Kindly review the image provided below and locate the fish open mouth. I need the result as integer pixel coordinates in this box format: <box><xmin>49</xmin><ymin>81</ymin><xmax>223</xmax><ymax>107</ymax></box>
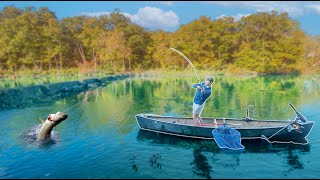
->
<box><xmin>45</xmin><ymin>112</ymin><xmax>68</xmax><ymax>126</ymax></box>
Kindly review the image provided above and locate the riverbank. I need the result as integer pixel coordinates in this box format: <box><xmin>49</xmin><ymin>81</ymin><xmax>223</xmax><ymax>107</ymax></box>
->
<box><xmin>3</xmin><ymin>66</ymin><xmax>317</xmax><ymax>80</ymax></box>
<box><xmin>0</xmin><ymin>73</ymin><xmax>135</xmax><ymax>110</ymax></box>
<box><xmin>2</xmin><ymin>69</ymin><xmax>318</xmax><ymax>90</ymax></box>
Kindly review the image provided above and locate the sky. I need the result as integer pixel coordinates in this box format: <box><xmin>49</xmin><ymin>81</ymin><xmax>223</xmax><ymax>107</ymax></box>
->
<box><xmin>1</xmin><ymin>1</ymin><xmax>320</xmax><ymax>35</ymax></box>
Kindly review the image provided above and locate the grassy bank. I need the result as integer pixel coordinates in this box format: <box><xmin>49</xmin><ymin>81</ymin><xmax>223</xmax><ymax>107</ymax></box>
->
<box><xmin>1</xmin><ymin>66</ymin><xmax>318</xmax><ymax>80</ymax></box>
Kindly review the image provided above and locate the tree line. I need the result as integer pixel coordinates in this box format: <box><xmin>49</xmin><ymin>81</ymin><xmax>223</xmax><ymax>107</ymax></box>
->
<box><xmin>0</xmin><ymin>6</ymin><xmax>319</xmax><ymax>75</ymax></box>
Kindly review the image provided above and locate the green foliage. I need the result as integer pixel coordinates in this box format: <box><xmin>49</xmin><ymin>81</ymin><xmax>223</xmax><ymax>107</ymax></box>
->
<box><xmin>0</xmin><ymin>6</ymin><xmax>319</xmax><ymax>75</ymax></box>
<box><xmin>235</xmin><ymin>11</ymin><xmax>305</xmax><ymax>74</ymax></box>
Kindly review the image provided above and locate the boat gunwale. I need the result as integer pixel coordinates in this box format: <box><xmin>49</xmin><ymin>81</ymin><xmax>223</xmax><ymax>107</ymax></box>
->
<box><xmin>135</xmin><ymin>114</ymin><xmax>315</xmax><ymax>130</ymax></box>
<box><xmin>135</xmin><ymin>114</ymin><xmax>315</xmax><ymax>145</ymax></box>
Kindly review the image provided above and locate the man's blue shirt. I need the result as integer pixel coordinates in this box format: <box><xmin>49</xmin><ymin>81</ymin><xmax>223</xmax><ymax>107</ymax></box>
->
<box><xmin>193</xmin><ymin>82</ymin><xmax>212</xmax><ymax>105</ymax></box>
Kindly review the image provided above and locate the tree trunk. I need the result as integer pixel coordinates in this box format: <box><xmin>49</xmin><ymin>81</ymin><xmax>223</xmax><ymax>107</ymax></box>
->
<box><xmin>262</xmin><ymin>36</ymin><xmax>265</xmax><ymax>50</ymax></box>
<box><xmin>59</xmin><ymin>41</ymin><xmax>63</xmax><ymax>76</ymax></box>
<box><xmin>246</xmin><ymin>33</ymin><xmax>249</xmax><ymax>43</ymax></box>
<box><xmin>54</xmin><ymin>56</ymin><xmax>60</xmax><ymax>77</ymax></box>
<box><xmin>31</xmin><ymin>56</ymin><xmax>38</xmax><ymax>71</ymax></box>
<box><xmin>98</xmin><ymin>58</ymin><xmax>101</xmax><ymax>76</ymax></box>
<box><xmin>174</xmin><ymin>60</ymin><xmax>176</xmax><ymax>71</ymax></box>
<box><xmin>107</xmin><ymin>59</ymin><xmax>111</xmax><ymax>73</ymax></box>
<box><xmin>181</xmin><ymin>59</ymin><xmax>185</xmax><ymax>70</ymax></box>
<box><xmin>73</xmin><ymin>41</ymin><xmax>86</xmax><ymax>63</ymax></box>
<box><xmin>79</xmin><ymin>43</ymin><xmax>86</xmax><ymax>62</ymax></box>
<box><xmin>99</xmin><ymin>57</ymin><xmax>102</xmax><ymax>72</ymax></box>
<box><xmin>93</xmin><ymin>49</ymin><xmax>97</xmax><ymax>75</ymax></box>
<box><xmin>113</xmin><ymin>60</ymin><xmax>117</xmax><ymax>73</ymax></box>
<box><xmin>49</xmin><ymin>59</ymin><xmax>52</xmax><ymax>72</ymax></box>
<box><xmin>39</xmin><ymin>61</ymin><xmax>43</xmax><ymax>72</ymax></box>
<box><xmin>122</xmin><ymin>57</ymin><xmax>125</xmax><ymax>72</ymax></box>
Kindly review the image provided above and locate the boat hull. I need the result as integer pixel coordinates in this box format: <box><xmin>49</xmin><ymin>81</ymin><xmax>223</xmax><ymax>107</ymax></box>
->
<box><xmin>135</xmin><ymin>114</ymin><xmax>314</xmax><ymax>144</ymax></box>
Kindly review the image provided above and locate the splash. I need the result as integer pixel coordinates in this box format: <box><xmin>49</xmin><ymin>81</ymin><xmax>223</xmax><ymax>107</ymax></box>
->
<box><xmin>20</xmin><ymin>124</ymin><xmax>60</xmax><ymax>145</ymax></box>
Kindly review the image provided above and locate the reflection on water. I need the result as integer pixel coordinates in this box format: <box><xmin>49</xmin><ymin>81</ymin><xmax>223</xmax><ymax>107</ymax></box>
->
<box><xmin>137</xmin><ymin>129</ymin><xmax>311</xmax><ymax>179</ymax></box>
<box><xmin>0</xmin><ymin>75</ymin><xmax>98</xmax><ymax>89</ymax></box>
<box><xmin>137</xmin><ymin>129</ymin><xmax>310</xmax><ymax>152</ymax></box>
<box><xmin>129</xmin><ymin>155</ymin><xmax>138</xmax><ymax>172</ymax></box>
<box><xmin>287</xmin><ymin>150</ymin><xmax>304</xmax><ymax>170</ymax></box>
<box><xmin>0</xmin><ymin>74</ymin><xmax>319</xmax><ymax>178</ymax></box>
<box><xmin>2</xmin><ymin>74</ymin><xmax>320</xmax><ymax>120</ymax></box>
<box><xmin>149</xmin><ymin>154</ymin><xmax>162</xmax><ymax>169</ymax></box>
<box><xmin>191</xmin><ymin>147</ymin><xmax>213</xmax><ymax>179</ymax></box>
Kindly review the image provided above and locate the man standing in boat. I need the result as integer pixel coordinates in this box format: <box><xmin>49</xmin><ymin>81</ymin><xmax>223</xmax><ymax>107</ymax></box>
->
<box><xmin>192</xmin><ymin>76</ymin><xmax>214</xmax><ymax>125</ymax></box>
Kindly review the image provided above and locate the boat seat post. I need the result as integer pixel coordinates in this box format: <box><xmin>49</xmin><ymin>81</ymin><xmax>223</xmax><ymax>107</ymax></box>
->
<box><xmin>245</xmin><ymin>105</ymin><xmax>254</xmax><ymax>122</ymax></box>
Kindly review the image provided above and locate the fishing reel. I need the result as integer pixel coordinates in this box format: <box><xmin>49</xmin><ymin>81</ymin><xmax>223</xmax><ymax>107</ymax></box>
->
<box><xmin>199</xmin><ymin>82</ymin><xmax>206</xmax><ymax>91</ymax></box>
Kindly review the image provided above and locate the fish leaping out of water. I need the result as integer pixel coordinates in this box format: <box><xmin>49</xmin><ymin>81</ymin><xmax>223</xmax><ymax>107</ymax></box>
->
<box><xmin>37</xmin><ymin>112</ymin><xmax>68</xmax><ymax>141</ymax></box>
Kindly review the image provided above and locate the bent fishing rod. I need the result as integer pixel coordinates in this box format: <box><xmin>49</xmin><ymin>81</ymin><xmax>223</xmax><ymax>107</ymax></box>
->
<box><xmin>169</xmin><ymin>47</ymin><xmax>202</xmax><ymax>84</ymax></box>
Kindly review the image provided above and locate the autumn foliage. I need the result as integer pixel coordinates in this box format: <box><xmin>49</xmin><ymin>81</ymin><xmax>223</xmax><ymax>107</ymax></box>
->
<box><xmin>0</xmin><ymin>6</ymin><xmax>319</xmax><ymax>75</ymax></box>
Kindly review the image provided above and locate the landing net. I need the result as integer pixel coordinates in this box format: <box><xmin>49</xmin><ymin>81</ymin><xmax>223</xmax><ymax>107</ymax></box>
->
<box><xmin>212</xmin><ymin>125</ymin><xmax>245</xmax><ymax>150</ymax></box>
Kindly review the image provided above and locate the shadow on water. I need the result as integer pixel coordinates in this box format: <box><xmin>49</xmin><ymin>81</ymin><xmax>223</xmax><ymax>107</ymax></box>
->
<box><xmin>137</xmin><ymin>130</ymin><xmax>310</xmax><ymax>179</ymax></box>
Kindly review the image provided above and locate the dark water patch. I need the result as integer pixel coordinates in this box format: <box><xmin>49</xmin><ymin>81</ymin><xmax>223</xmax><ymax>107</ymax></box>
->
<box><xmin>0</xmin><ymin>73</ymin><xmax>134</xmax><ymax>110</ymax></box>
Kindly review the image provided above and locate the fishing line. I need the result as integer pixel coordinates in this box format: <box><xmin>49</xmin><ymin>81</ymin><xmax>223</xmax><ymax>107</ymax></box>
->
<box><xmin>37</xmin><ymin>87</ymin><xmax>103</xmax><ymax>123</ymax></box>
<box><xmin>62</xmin><ymin>85</ymin><xmax>105</xmax><ymax>113</ymax></box>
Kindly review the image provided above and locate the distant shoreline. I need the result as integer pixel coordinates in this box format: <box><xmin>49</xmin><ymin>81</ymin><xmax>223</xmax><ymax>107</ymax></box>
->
<box><xmin>2</xmin><ymin>68</ymin><xmax>317</xmax><ymax>80</ymax></box>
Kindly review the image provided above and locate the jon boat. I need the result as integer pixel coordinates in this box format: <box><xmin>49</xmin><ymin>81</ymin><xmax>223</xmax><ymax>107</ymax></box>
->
<box><xmin>135</xmin><ymin>103</ymin><xmax>315</xmax><ymax>144</ymax></box>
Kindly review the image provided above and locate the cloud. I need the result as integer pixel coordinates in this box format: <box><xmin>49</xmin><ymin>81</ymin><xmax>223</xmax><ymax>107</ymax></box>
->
<box><xmin>216</xmin><ymin>13</ymin><xmax>251</xmax><ymax>21</ymax></box>
<box><xmin>207</xmin><ymin>1</ymin><xmax>305</xmax><ymax>17</ymax></box>
<box><xmin>154</xmin><ymin>1</ymin><xmax>174</xmax><ymax>6</ymax></box>
<box><xmin>305</xmin><ymin>4</ymin><xmax>320</xmax><ymax>14</ymax></box>
<box><xmin>81</xmin><ymin>12</ymin><xmax>110</xmax><ymax>17</ymax></box>
<box><xmin>82</xmin><ymin>6</ymin><xmax>179</xmax><ymax>31</ymax></box>
<box><xmin>128</xmin><ymin>6</ymin><xmax>179</xmax><ymax>30</ymax></box>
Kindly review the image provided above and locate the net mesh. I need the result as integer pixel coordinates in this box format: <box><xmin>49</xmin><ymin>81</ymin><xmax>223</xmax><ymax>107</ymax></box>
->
<box><xmin>212</xmin><ymin>125</ymin><xmax>245</xmax><ymax>150</ymax></box>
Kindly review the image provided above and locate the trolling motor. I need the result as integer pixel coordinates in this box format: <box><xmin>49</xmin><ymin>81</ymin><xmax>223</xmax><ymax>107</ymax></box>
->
<box><xmin>288</xmin><ymin>102</ymin><xmax>307</xmax><ymax>123</ymax></box>
<box><xmin>245</xmin><ymin>105</ymin><xmax>254</xmax><ymax>122</ymax></box>
<box><xmin>287</xmin><ymin>102</ymin><xmax>307</xmax><ymax>133</ymax></box>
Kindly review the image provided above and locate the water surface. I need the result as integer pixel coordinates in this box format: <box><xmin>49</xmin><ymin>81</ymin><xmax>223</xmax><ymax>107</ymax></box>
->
<box><xmin>0</xmin><ymin>74</ymin><xmax>319</xmax><ymax>178</ymax></box>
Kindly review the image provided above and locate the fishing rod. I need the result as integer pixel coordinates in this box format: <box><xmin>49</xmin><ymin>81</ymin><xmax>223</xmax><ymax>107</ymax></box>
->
<box><xmin>170</xmin><ymin>48</ymin><xmax>202</xmax><ymax>84</ymax></box>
